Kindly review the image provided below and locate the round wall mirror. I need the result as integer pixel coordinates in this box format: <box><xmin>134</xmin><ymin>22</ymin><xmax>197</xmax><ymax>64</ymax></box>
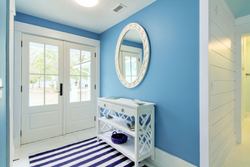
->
<box><xmin>115</xmin><ymin>23</ymin><xmax>150</xmax><ymax>88</ymax></box>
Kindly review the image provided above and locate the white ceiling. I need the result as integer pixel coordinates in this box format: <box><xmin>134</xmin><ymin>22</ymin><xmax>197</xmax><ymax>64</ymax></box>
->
<box><xmin>15</xmin><ymin>0</ymin><xmax>156</xmax><ymax>34</ymax></box>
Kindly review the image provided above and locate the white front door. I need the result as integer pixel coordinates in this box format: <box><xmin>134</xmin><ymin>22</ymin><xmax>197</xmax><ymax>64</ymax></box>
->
<box><xmin>21</xmin><ymin>34</ymin><xmax>64</xmax><ymax>144</ymax></box>
<box><xmin>65</xmin><ymin>42</ymin><xmax>96</xmax><ymax>134</ymax></box>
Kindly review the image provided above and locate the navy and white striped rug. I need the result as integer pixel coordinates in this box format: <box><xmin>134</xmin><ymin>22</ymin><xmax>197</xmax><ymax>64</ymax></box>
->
<box><xmin>29</xmin><ymin>136</ymin><xmax>148</xmax><ymax>167</ymax></box>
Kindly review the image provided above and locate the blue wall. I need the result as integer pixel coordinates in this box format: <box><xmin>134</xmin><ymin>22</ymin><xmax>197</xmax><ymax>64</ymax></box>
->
<box><xmin>0</xmin><ymin>0</ymin><xmax>8</xmax><ymax>166</ymax></box>
<box><xmin>100</xmin><ymin>0</ymin><xmax>199</xmax><ymax>166</ymax></box>
<box><xmin>15</xmin><ymin>12</ymin><xmax>100</xmax><ymax>40</ymax></box>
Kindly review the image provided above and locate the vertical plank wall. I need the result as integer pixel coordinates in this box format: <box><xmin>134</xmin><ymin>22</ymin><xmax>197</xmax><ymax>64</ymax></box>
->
<box><xmin>209</xmin><ymin>0</ymin><xmax>236</xmax><ymax>166</ymax></box>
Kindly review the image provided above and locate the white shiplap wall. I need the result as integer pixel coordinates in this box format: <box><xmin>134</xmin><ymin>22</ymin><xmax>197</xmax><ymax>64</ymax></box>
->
<box><xmin>209</xmin><ymin>0</ymin><xmax>236</xmax><ymax>166</ymax></box>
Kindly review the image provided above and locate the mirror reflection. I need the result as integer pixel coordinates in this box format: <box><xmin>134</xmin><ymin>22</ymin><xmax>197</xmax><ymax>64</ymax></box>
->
<box><xmin>119</xmin><ymin>30</ymin><xmax>143</xmax><ymax>83</ymax></box>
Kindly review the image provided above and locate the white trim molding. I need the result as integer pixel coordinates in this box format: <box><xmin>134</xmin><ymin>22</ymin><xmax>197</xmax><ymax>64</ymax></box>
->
<box><xmin>199</xmin><ymin>0</ymin><xmax>210</xmax><ymax>166</ymax></box>
<box><xmin>145</xmin><ymin>148</ymin><xmax>196</xmax><ymax>167</ymax></box>
<box><xmin>235</xmin><ymin>14</ymin><xmax>250</xmax><ymax>36</ymax></box>
<box><xmin>9</xmin><ymin>0</ymin><xmax>16</xmax><ymax>166</ymax></box>
<box><xmin>235</xmin><ymin>36</ymin><xmax>242</xmax><ymax>144</ymax></box>
<box><xmin>14</xmin><ymin>21</ymin><xmax>100</xmax><ymax>47</ymax></box>
<box><xmin>235</xmin><ymin>14</ymin><xmax>250</xmax><ymax>26</ymax></box>
<box><xmin>13</xmin><ymin>31</ymin><xmax>21</xmax><ymax>148</ymax></box>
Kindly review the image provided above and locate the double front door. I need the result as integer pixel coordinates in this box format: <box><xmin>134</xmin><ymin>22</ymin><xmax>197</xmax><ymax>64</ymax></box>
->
<box><xmin>21</xmin><ymin>34</ymin><xmax>96</xmax><ymax>144</ymax></box>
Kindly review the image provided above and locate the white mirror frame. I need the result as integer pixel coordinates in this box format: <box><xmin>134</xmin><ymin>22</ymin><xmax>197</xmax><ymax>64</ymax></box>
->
<box><xmin>115</xmin><ymin>23</ymin><xmax>150</xmax><ymax>88</ymax></box>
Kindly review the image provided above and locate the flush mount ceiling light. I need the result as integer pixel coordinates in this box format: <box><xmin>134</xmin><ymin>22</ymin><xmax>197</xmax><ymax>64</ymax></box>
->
<box><xmin>75</xmin><ymin>0</ymin><xmax>99</xmax><ymax>7</ymax></box>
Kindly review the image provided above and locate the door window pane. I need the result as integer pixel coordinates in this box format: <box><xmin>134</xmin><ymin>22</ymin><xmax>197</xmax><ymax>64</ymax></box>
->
<box><xmin>69</xmin><ymin>48</ymin><xmax>92</xmax><ymax>103</ymax></box>
<box><xmin>29</xmin><ymin>75</ymin><xmax>44</xmax><ymax>106</ymax></box>
<box><xmin>45</xmin><ymin>45</ymin><xmax>58</xmax><ymax>74</ymax></box>
<box><xmin>45</xmin><ymin>75</ymin><xmax>58</xmax><ymax>105</ymax></box>
<box><xmin>81</xmin><ymin>61</ymin><xmax>90</xmax><ymax>76</ymax></box>
<box><xmin>81</xmin><ymin>50</ymin><xmax>91</xmax><ymax>61</ymax></box>
<box><xmin>29</xmin><ymin>42</ymin><xmax>44</xmax><ymax>74</ymax></box>
<box><xmin>70</xmin><ymin>76</ymin><xmax>80</xmax><ymax>102</ymax></box>
<box><xmin>81</xmin><ymin>50</ymin><xmax>91</xmax><ymax>75</ymax></box>
<box><xmin>70</xmin><ymin>49</ymin><xmax>81</xmax><ymax>75</ymax></box>
<box><xmin>81</xmin><ymin>76</ymin><xmax>90</xmax><ymax>101</ymax></box>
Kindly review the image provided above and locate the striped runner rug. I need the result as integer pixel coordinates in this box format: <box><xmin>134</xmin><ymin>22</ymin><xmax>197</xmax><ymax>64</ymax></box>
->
<box><xmin>29</xmin><ymin>136</ymin><xmax>148</xmax><ymax>167</ymax></box>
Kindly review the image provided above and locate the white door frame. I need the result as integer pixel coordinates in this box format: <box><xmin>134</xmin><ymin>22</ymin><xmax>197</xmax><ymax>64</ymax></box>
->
<box><xmin>14</xmin><ymin>21</ymin><xmax>100</xmax><ymax>148</ymax></box>
<box><xmin>9</xmin><ymin>0</ymin><xmax>15</xmax><ymax>166</ymax></box>
<box><xmin>235</xmin><ymin>15</ymin><xmax>250</xmax><ymax>144</ymax></box>
<box><xmin>199</xmin><ymin>0</ymin><xmax>210</xmax><ymax>166</ymax></box>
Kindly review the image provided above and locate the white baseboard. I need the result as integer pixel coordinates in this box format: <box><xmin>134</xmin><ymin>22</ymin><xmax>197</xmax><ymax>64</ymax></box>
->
<box><xmin>145</xmin><ymin>148</ymin><xmax>197</xmax><ymax>167</ymax></box>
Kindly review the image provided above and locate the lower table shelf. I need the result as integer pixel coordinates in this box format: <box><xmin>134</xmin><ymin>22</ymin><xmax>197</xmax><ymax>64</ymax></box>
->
<box><xmin>98</xmin><ymin>131</ymin><xmax>150</xmax><ymax>162</ymax></box>
<box><xmin>98</xmin><ymin>116</ymin><xmax>135</xmax><ymax>137</ymax></box>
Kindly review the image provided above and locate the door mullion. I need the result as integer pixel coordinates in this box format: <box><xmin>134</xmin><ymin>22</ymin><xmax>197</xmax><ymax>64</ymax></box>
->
<box><xmin>63</xmin><ymin>41</ymin><xmax>66</xmax><ymax>136</ymax></box>
<box><xmin>44</xmin><ymin>44</ymin><xmax>46</xmax><ymax>106</ymax></box>
<box><xmin>80</xmin><ymin>50</ymin><xmax>82</xmax><ymax>101</ymax></box>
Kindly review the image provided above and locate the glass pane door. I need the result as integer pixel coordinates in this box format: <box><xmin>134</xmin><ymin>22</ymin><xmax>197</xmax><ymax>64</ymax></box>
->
<box><xmin>65</xmin><ymin>42</ymin><xmax>96</xmax><ymax>134</ymax></box>
<box><xmin>22</xmin><ymin>34</ymin><xmax>63</xmax><ymax>144</ymax></box>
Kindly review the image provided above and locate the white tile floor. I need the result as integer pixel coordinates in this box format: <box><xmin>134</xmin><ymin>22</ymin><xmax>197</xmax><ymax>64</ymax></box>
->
<box><xmin>13</xmin><ymin>128</ymin><xmax>153</xmax><ymax>167</ymax></box>
<box><xmin>224</xmin><ymin>117</ymin><xmax>250</xmax><ymax>167</ymax></box>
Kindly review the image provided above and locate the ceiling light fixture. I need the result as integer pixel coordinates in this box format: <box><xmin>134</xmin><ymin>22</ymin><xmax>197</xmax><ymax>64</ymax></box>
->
<box><xmin>75</xmin><ymin>0</ymin><xmax>99</xmax><ymax>7</ymax></box>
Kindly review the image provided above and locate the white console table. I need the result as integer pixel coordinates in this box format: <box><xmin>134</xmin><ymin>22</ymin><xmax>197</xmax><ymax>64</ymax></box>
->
<box><xmin>97</xmin><ymin>98</ymin><xmax>155</xmax><ymax>167</ymax></box>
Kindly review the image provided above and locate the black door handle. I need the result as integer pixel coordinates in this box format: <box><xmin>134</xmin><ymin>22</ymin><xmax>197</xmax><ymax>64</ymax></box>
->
<box><xmin>60</xmin><ymin>83</ymin><xmax>63</xmax><ymax>96</ymax></box>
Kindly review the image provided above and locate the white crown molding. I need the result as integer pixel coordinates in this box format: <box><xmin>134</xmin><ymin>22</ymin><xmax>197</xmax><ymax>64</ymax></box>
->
<box><xmin>145</xmin><ymin>148</ymin><xmax>197</xmax><ymax>167</ymax></box>
<box><xmin>115</xmin><ymin>23</ymin><xmax>150</xmax><ymax>88</ymax></box>
<box><xmin>235</xmin><ymin>14</ymin><xmax>250</xmax><ymax>26</ymax></box>
<box><xmin>14</xmin><ymin>21</ymin><xmax>100</xmax><ymax>47</ymax></box>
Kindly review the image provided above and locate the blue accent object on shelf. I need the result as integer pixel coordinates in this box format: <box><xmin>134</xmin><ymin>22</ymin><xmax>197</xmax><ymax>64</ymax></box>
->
<box><xmin>111</xmin><ymin>131</ymin><xmax>128</xmax><ymax>144</ymax></box>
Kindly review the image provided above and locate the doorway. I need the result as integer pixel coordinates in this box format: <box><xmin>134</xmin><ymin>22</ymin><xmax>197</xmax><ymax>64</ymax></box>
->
<box><xmin>242</xmin><ymin>36</ymin><xmax>250</xmax><ymax>120</ymax></box>
<box><xmin>21</xmin><ymin>34</ymin><xmax>96</xmax><ymax>144</ymax></box>
<box><xmin>224</xmin><ymin>37</ymin><xmax>250</xmax><ymax>166</ymax></box>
